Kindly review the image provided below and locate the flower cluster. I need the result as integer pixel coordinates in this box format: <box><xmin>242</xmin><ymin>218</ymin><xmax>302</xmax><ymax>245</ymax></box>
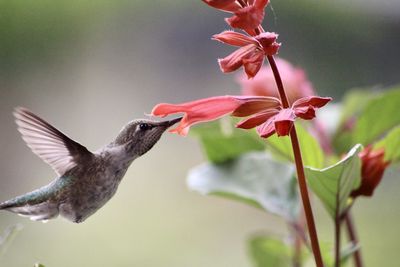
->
<box><xmin>151</xmin><ymin>95</ymin><xmax>331</xmax><ymax>138</ymax></box>
<box><xmin>204</xmin><ymin>0</ymin><xmax>280</xmax><ymax>78</ymax></box>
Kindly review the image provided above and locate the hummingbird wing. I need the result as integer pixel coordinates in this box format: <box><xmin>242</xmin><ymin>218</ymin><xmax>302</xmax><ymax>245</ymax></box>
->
<box><xmin>14</xmin><ymin>107</ymin><xmax>93</xmax><ymax>176</ymax></box>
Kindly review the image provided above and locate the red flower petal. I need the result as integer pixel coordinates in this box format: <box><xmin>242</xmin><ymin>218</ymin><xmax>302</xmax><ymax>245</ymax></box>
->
<box><xmin>292</xmin><ymin>96</ymin><xmax>332</xmax><ymax>120</ymax></box>
<box><xmin>294</xmin><ymin>105</ymin><xmax>316</xmax><ymax>120</ymax></box>
<box><xmin>243</xmin><ymin>50</ymin><xmax>265</xmax><ymax>78</ymax></box>
<box><xmin>226</xmin><ymin>5</ymin><xmax>265</xmax><ymax>33</ymax></box>
<box><xmin>232</xmin><ymin>96</ymin><xmax>280</xmax><ymax>117</ymax></box>
<box><xmin>236</xmin><ymin>109</ymin><xmax>279</xmax><ymax>129</ymax></box>
<box><xmin>202</xmin><ymin>0</ymin><xmax>241</xmax><ymax>12</ymax></box>
<box><xmin>255</xmin><ymin>32</ymin><xmax>277</xmax><ymax>48</ymax></box>
<box><xmin>293</xmin><ymin>96</ymin><xmax>332</xmax><ymax>109</ymax></box>
<box><xmin>256</xmin><ymin>117</ymin><xmax>276</xmax><ymax>138</ymax></box>
<box><xmin>218</xmin><ymin>44</ymin><xmax>257</xmax><ymax>73</ymax></box>
<box><xmin>351</xmin><ymin>147</ymin><xmax>390</xmax><ymax>198</ymax></box>
<box><xmin>212</xmin><ymin>31</ymin><xmax>257</xmax><ymax>47</ymax></box>
<box><xmin>273</xmin><ymin>108</ymin><xmax>296</xmax><ymax>136</ymax></box>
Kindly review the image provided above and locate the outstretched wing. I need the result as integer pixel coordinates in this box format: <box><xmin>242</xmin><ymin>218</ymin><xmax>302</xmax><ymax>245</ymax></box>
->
<box><xmin>14</xmin><ymin>107</ymin><xmax>93</xmax><ymax>176</ymax></box>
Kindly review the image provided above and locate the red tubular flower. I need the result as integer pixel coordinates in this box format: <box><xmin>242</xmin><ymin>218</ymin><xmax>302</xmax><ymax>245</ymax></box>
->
<box><xmin>351</xmin><ymin>147</ymin><xmax>390</xmax><ymax>198</ymax></box>
<box><xmin>213</xmin><ymin>31</ymin><xmax>280</xmax><ymax>78</ymax></box>
<box><xmin>151</xmin><ymin>95</ymin><xmax>280</xmax><ymax>136</ymax></box>
<box><xmin>203</xmin><ymin>0</ymin><xmax>269</xmax><ymax>34</ymax></box>
<box><xmin>151</xmin><ymin>95</ymin><xmax>331</xmax><ymax>138</ymax></box>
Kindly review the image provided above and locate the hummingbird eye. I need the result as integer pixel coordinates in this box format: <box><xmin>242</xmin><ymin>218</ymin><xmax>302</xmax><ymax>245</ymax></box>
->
<box><xmin>138</xmin><ymin>123</ymin><xmax>151</xmax><ymax>131</ymax></box>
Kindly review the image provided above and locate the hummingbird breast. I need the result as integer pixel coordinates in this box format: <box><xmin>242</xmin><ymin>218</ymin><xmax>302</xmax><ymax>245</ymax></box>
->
<box><xmin>58</xmin><ymin>156</ymin><xmax>130</xmax><ymax>223</ymax></box>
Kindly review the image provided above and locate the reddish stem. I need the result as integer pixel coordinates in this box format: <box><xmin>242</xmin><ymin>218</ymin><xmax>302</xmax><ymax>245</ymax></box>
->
<box><xmin>345</xmin><ymin>212</ymin><xmax>364</xmax><ymax>267</ymax></box>
<box><xmin>267</xmin><ymin>55</ymin><xmax>324</xmax><ymax>267</ymax></box>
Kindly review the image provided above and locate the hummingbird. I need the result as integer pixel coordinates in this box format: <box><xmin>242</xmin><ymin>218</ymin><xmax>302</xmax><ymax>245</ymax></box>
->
<box><xmin>0</xmin><ymin>107</ymin><xmax>181</xmax><ymax>223</ymax></box>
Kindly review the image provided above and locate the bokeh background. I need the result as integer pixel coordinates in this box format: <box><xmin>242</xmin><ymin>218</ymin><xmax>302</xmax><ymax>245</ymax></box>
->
<box><xmin>0</xmin><ymin>0</ymin><xmax>399</xmax><ymax>266</ymax></box>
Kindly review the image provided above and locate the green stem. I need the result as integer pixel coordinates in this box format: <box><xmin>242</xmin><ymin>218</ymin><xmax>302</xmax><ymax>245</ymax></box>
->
<box><xmin>267</xmin><ymin>55</ymin><xmax>324</xmax><ymax>267</ymax></box>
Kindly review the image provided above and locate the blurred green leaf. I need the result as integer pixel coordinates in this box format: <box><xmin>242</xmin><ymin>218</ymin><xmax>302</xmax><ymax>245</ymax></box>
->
<box><xmin>319</xmin><ymin>241</ymin><xmax>359</xmax><ymax>267</ymax></box>
<box><xmin>191</xmin><ymin>118</ymin><xmax>266</xmax><ymax>163</ymax></box>
<box><xmin>305</xmin><ymin>144</ymin><xmax>362</xmax><ymax>218</ymax></box>
<box><xmin>187</xmin><ymin>152</ymin><xmax>299</xmax><ymax>221</ymax></box>
<box><xmin>0</xmin><ymin>224</ymin><xmax>23</xmax><ymax>258</ymax></box>
<box><xmin>34</xmin><ymin>264</ymin><xmax>45</xmax><ymax>267</ymax></box>
<box><xmin>353</xmin><ymin>87</ymin><xmax>400</xmax><ymax>145</ymax></box>
<box><xmin>332</xmin><ymin>89</ymin><xmax>377</xmax><ymax>154</ymax></box>
<box><xmin>374</xmin><ymin>126</ymin><xmax>400</xmax><ymax>162</ymax></box>
<box><xmin>248</xmin><ymin>236</ymin><xmax>292</xmax><ymax>267</ymax></box>
<box><xmin>340</xmin><ymin>242</ymin><xmax>360</xmax><ymax>265</ymax></box>
<box><xmin>267</xmin><ymin>123</ymin><xmax>324</xmax><ymax>168</ymax></box>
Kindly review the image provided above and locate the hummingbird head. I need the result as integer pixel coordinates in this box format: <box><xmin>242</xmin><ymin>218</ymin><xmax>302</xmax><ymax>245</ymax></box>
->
<box><xmin>113</xmin><ymin>117</ymin><xmax>182</xmax><ymax>156</ymax></box>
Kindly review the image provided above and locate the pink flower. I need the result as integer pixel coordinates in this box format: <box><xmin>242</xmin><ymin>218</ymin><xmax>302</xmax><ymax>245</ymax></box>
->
<box><xmin>203</xmin><ymin>0</ymin><xmax>269</xmax><ymax>34</ymax></box>
<box><xmin>238</xmin><ymin>58</ymin><xmax>315</xmax><ymax>105</ymax></box>
<box><xmin>151</xmin><ymin>95</ymin><xmax>331</xmax><ymax>138</ymax></box>
<box><xmin>236</xmin><ymin>96</ymin><xmax>332</xmax><ymax>138</ymax></box>
<box><xmin>351</xmin><ymin>147</ymin><xmax>390</xmax><ymax>198</ymax></box>
<box><xmin>213</xmin><ymin>31</ymin><xmax>280</xmax><ymax>78</ymax></box>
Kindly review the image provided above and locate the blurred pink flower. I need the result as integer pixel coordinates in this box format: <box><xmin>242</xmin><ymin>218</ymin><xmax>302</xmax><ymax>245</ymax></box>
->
<box><xmin>238</xmin><ymin>58</ymin><xmax>315</xmax><ymax>105</ymax></box>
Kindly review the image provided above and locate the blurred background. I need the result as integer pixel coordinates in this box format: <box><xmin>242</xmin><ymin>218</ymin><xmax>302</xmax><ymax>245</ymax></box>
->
<box><xmin>0</xmin><ymin>0</ymin><xmax>399</xmax><ymax>266</ymax></box>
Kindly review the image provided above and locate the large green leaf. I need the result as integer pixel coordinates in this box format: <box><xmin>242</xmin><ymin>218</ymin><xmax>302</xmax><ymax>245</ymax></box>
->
<box><xmin>267</xmin><ymin>123</ymin><xmax>325</xmax><ymax>168</ymax></box>
<box><xmin>191</xmin><ymin>117</ymin><xmax>266</xmax><ymax>163</ymax></box>
<box><xmin>353</xmin><ymin>87</ymin><xmax>400</xmax><ymax>145</ymax></box>
<box><xmin>305</xmin><ymin>144</ymin><xmax>362</xmax><ymax>218</ymax></box>
<box><xmin>248</xmin><ymin>236</ymin><xmax>292</xmax><ymax>267</ymax></box>
<box><xmin>187</xmin><ymin>152</ymin><xmax>299</xmax><ymax>221</ymax></box>
<box><xmin>374</xmin><ymin>126</ymin><xmax>400</xmax><ymax>162</ymax></box>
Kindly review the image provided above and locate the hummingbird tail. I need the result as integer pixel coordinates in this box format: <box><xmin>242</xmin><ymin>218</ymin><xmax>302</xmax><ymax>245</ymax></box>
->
<box><xmin>0</xmin><ymin>200</ymin><xmax>59</xmax><ymax>222</ymax></box>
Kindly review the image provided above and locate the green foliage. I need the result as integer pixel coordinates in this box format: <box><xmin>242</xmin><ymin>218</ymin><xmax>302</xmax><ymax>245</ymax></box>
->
<box><xmin>187</xmin><ymin>152</ymin><xmax>299</xmax><ymax>221</ymax></box>
<box><xmin>305</xmin><ymin>144</ymin><xmax>362</xmax><ymax>218</ymax></box>
<box><xmin>353</xmin><ymin>87</ymin><xmax>400</xmax><ymax>145</ymax></box>
<box><xmin>34</xmin><ymin>264</ymin><xmax>45</xmax><ymax>267</ymax></box>
<box><xmin>374</xmin><ymin>126</ymin><xmax>400</xmax><ymax>162</ymax></box>
<box><xmin>332</xmin><ymin>90</ymin><xmax>375</xmax><ymax>154</ymax></box>
<box><xmin>248</xmin><ymin>236</ymin><xmax>292</xmax><ymax>267</ymax></box>
<box><xmin>0</xmin><ymin>224</ymin><xmax>23</xmax><ymax>258</ymax></box>
<box><xmin>191</xmin><ymin>118</ymin><xmax>265</xmax><ymax>163</ymax></box>
<box><xmin>267</xmin><ymin>122</ymin><xmax>325</xmax><ymax>168</ymax></box>
<box><xmin>319</xmin><ymin>241</ymin><xmax>360</xmax><ymax>267</ymax></box>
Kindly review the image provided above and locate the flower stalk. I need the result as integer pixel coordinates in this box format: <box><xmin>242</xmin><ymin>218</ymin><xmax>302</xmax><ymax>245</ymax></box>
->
<box><xmin>345</xmin><ymin>212</ymin><xmax>364</xmax><ymax>267</ymax></box>
<box><xmin>267</xmin><ymin>55</ymin><xmax>324</xmax><ymax>267</ymax></box>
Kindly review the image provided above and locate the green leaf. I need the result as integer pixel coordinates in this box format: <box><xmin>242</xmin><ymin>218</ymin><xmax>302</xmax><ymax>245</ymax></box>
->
<box><xmin>34</xmin><ymin>264</ymin><xmax>45</xmax><ymax>267</ymax></box>
<box><xmin>353</xmin><ymin>87</ymin><xmax>400</xmax><ymax>145</ymax></box>
<box><xmin>191</xmin><ymin>117</ymin><xmax>266</xmax><ymax>163</ymax></box>
<box><xmin>305</xmin><ymin>144</ymin><xmax>362</xmax><ymax>218</ymax></box>
<box><xmin>337</xmin><ymin>89</ymin><xmax>376</xmax><ymax>125</ymax></box>
<box><xmin>332</xmin><ymin>89</ymin><xmax>375</xmax><ymax>154</ymax></box>
<box><xmin>187</xmin><ymin>152</ymin><xmax>299</xmax><ymax>221</ymax></box>
<box><xmin>248</xmin><ymin>236</ymin><xmax>292</xmax><ymax>267</ymax></box>
<box><xmin>374</xmin><ymin>126</ymin><xmax>400</xmax><ymax>162</ymax></box>
<box><xmin>266</xmin><ymin>122</ymin><xmax>325</xmax><ymax>168</ymax></box>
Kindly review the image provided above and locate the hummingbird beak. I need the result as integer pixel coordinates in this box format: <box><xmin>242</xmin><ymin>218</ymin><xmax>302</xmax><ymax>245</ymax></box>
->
<box><xmin>163</xmin><ymin>116</ymin><xmax>183</xmax><ymax>127</ymax></box>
